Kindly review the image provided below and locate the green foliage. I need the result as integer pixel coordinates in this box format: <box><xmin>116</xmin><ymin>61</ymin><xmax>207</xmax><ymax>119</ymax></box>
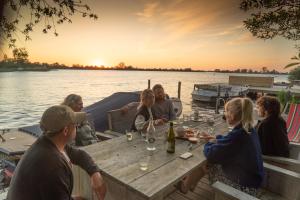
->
<box><xmin>12</xmin><ymin>48</ymin><xmax>28</xmax><ymax>62</ymax></box>
<box><xmin>288</xmin><ymin>66</ymin><xmax>300</xmax><ymax>81</ymax></box>
<box><xmin>0</xmin><ymin>0</ymin><xmax>98</xmax><ymax>50</ymax></box>
<box><xmin>278</xmin><ymin>90</ymin><xmax>288</xmax><ymax>106</ymax></box>
<box><xmin>240</xmin><ymin>1</ymin><xmax>300</xmax><ymax>74</ymax></box>
<box><xmin>291</xmin><ymin>95</ymin><xmax>300</xmax><ymax>104</ymax></box>
<box><xmin>240</xmin><ymin>0</ymin><xmax>300</xmax><ymax>41</ymax></box>
<box><xmin>285</xmin><ymin>52</ymin><xmax>300</xmax><ymax>69</ymax></box>
<box><xmin>277</xmin><ymin>90</ymin><xmax>297</xmax><ymax>111</ymax></box>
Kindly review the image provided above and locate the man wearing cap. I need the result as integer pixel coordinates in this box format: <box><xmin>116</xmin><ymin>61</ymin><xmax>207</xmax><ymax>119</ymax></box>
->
<box><xmin>7</xmin><ymin>105</ymin><xmax>106</xmax><ymax>200</ymax></box>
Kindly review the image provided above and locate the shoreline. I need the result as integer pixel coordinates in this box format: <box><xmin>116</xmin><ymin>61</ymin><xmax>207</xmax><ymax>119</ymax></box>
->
<box><xmin>0</xmin><ymin>68</ymin><xmax>288</xmax><ymax>75</ymax></box>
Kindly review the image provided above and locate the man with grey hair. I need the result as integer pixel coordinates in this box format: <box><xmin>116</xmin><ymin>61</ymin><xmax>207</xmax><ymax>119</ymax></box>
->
<box><xmin>152</xmin><ymin>84</ymin><xmax>176</xmax><ymax>122</ymax></box>
<box><xmin>7</xmin><ymin>105</ymin><xmax>106</xmax><ymax>200</ymax></box>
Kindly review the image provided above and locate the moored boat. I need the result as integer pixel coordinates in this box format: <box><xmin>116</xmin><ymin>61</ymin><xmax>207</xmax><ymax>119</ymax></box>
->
<box><xmin>191</xmin><ymin>83</ymin><xmax>249</xmax><ymax>103</ymax></box>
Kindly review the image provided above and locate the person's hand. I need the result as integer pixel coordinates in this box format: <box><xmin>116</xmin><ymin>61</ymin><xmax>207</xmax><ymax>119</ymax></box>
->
<box><xmin>199</xmin><ymin>132</ymin><xmax>215</xmax><ymax>142</ymax></box>
<box><xmin>90</xmin><ymin>172</ymin><xmax>106</xmax><ymax>200</ymax></box>
<box><xmin>161</xmin><ymin>117</ymin><xmax>168</xmax><ymax>123</ymax></box>
<box><xmin>121</xmin><ymin>105</ymin><xmax>129</xmax><ymax>114</ymax></box>
<box><xmin>154</xmin><ymin>119</ymin><xmax>165</xmax><ymax>126</ymax></box>
<box><xmin>72</xmin><ymin>196</ymin><xmax>86</xmax><ymax>200</ymax></box>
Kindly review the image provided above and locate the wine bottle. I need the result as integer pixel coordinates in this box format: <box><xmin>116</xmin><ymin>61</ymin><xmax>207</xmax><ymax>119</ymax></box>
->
<box><xmin>166</xmin><ymin>122</ymin><xmax>175</xmax><ymax>153</ymax></box>
<box><xmin>146</xmin><ymin>117</ymin><xmax>156</xmax><ymax>151</ymax></box>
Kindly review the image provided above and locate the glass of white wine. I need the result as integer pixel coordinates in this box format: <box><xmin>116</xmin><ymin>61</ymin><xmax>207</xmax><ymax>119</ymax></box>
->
<box><xmin>139</xmin><ymin>156</ymin><xmax>150</xmax><ymax>171</ymax></box>
<box><xmin>206</xmin><ymin>116</ymin><xmax>215</xmax><ymax>135</ymax></box>
<box><xmin>125</xmin><ymin>130</ymin><xmax>133</xmax><ymax>141</ymax></box>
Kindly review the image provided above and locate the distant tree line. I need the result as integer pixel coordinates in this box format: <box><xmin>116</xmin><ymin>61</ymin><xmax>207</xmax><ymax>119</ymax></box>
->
<box><xmin>0</xmin><ymin>57</ymin><xmax>286</xmax><ymax>74</ymax></box>
<box><xmin>213</xmin><ymin>67</ymin><xmax>283</xmax><ymax>74</ymax></box>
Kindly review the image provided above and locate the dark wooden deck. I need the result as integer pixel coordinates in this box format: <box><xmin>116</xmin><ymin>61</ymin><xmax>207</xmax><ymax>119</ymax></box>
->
<box><xmin>165</xmin><ymin>176</ymin><xmax>214</xmax><ymax>200</ymax></box>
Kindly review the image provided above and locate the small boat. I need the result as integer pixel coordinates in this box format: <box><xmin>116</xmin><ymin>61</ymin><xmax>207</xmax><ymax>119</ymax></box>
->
<box><xmin>191</xmin><ymin>84</ymin><xmax>249</xmax><ymax>103</ymax></box>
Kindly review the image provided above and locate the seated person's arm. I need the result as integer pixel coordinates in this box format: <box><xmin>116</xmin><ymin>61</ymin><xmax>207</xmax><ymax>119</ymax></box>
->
<box><xmin>135</xmin><ymin>115</ymin><xmax>148</xmax><ymax>131</ymax></box>
<box><xmin>65</xmin><ymin>145</ymin><xmax>100</xmax><ymax>175</ymax></box>
<box><xmin>121</xmin><ymin>102</ymin><xmax>139</xmax><ymax>114</ymax></box>
<box><xmin>65</xmin><ymin>145</ymin><xmax>106</xmax><ymax>200</ymax></box>
<box><xmin>204</xmin><ymin>134</ymin><xmax>240</xmax><ymax>165</ymax></box>
<box><xmin>39</xmin><ymin>167</ymin><xmax>77</xmax><ymax>200</ymax></box>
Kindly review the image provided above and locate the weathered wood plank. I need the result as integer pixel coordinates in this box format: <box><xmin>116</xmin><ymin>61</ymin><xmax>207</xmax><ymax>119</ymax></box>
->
<box><xmin>0</xmin><ymin>130</ymin><xmax>36</xmax><ymax>155</ymax></box>
<box><xmin>193</xmin><ymin>182</ymin><xmax>214</xmax><ymax>200</ymax></box>
<box><xmin>263</xmin><ymin>155</ymin><xmax>300</xmax><ymax>173</ymax></box>
<box><xmin>229</xmin><ymin>76</ymin><xmax>274</xmax><ymax>87</ymax></box>
<box><xmin>83</xmin><ymin>129</ymin><xmax>202</xmax><ymax>186</ymax></box>
<box><xmin>289</xmin><ymin>142</ymin><xmax>300</xmax><ymax>160</ymax></box>
<box><xmin>262</xmin><ymin>163</ymin><xmax>300</xmax><ymax>200</ymax></box>
<box><xmin>128</xmin><ymin>144</ymin><xmax>207</xmax><ymax>199</ymax></box>
<box><xmin>74</xmin><ymin>115</ymin><xmax>227</xmax><ymax>200</ymax></box>
<box><xmin>212</xmin><ymin>181</ymin><xmax>259</xmax><ymax>200</ymax></box>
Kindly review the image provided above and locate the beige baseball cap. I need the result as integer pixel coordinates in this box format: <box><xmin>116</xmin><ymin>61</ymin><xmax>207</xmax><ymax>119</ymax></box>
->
<box><xmin>40</xmin><ymin>105</ymin><xmax>87</xmax><ymax>135</ymax></box>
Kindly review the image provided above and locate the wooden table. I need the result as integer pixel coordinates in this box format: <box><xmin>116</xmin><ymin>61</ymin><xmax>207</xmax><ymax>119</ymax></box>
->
<box><xmin>73</xmin><ymin>115</ymin><xmax>228</xmax><ymax>200</ymax></box>
<box><xmin>0</xmin><ymin>129</ymin><xmax>36</xmax><ymax>156</ymax></box>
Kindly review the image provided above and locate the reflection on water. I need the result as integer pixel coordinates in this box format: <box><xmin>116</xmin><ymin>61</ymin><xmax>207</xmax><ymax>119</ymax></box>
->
<box><xmin>0</xmin><ymin>70</ymin><xmax>288</xmax><ymax>129</ymax></box>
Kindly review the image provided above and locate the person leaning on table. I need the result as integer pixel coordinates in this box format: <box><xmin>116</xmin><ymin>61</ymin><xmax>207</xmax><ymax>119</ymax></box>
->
<box><xmin>178</xmin><ymin>97</ymin><xmax>264</xmax><ymax>197</ymax></box>
<box><xmin>7</xmin><ymin>105</ymin><xmax>106</xmax><ymax>200</ymax></box>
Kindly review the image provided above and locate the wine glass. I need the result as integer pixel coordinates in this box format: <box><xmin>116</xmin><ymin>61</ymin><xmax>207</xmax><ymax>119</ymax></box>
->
<box><xmin>206</xmin><ymin>116</ymin><xmax>215</xmax><ymax>135</ymax></box>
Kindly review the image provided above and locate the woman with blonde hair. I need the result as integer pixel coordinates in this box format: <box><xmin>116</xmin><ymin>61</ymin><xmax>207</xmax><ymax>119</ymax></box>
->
<box><xmin>178</xmin><ymin>97</ymin><xmax>264</xmax><ymax>196</ymax></box>
<box><xmin>62</xmin><ymin>94</ymin><xmax>99</xmax><ymax>146</ymax></box>
<box><xmin>132</xmin><ymin>89</ymin><xmax>164</xmax><ymax>131</ymax></box>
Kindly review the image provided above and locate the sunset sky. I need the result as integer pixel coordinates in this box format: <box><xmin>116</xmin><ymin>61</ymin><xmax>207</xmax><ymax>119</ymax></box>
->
<box><xmin>1</xmin><ymin>0</ymin><xmax>297</xmax><ymax>71</ymax></box>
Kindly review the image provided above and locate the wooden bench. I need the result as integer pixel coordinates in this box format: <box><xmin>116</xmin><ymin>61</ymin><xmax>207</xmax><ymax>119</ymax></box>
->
<box><xmin>289</xmin><ymin>142</ymin><xmax>300</xmax><ymax>160</ymax></box>
<box><xmin>213</xmin><ymin>162</ymin><xmax>300</xmax><ymax>200</ymax></box>
<box><xmin>263</xmin><ymin>155</ymin><xmax>300</xmax><ymax>173</ymax></box>
<box><xmin>107</xmin><ymin>102</ymin><xmax>138</xmax><ymax>134</ymax></box>
<box><xmin>229</xmin><ymin>76</ymin><xmax>274</xmax><ymax>88</ymax></box>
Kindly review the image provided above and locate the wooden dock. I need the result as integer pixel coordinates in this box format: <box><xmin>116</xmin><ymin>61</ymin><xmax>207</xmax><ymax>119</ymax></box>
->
<box><xmin>228</xmin><ymin>75</ymin><xmax>300</xmax><ymax>97</ymax></box>
<box><xmin>165</xmin><ymin>176</ymin><xmax>213</xmax><ymax>200</ymax></box>
<box><xmin>248</xmin><ymin>86</ymin><xmax>300</xmax><ymax>97</ymax></box>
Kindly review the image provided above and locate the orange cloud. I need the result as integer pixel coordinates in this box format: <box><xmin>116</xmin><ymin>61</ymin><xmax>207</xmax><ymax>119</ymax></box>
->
<box><xmin>228</xmin><ymin>32</ymin><xmax>256</xmax><ymax>45</ymax></box>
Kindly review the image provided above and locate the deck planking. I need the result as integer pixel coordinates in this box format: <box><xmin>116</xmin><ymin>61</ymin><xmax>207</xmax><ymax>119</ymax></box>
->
<box><xmin>165</xmin><ymin>176</ymin><xmax>214</xmax><ymax>200</ymax></box>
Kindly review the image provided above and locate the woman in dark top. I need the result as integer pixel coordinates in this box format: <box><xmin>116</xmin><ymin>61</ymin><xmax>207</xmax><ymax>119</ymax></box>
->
<box><xmin>132</xmin><ymin>89</ymin><xmax>164</xmax><ymax>131</ymax></box>
<box><xmin>256</xmin><ymin>96</ymin><xmax>289</xmax><ymax>157</ymax></box>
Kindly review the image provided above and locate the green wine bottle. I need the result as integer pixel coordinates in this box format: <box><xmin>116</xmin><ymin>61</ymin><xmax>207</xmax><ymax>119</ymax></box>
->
<box><xmin>167</xmin><ymin>122</ymin><xmax>175</xmax><ymax>153</ymax></box>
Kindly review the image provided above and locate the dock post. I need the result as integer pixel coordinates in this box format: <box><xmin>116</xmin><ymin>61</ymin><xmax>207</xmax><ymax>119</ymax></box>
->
<box><xmin>215</xmin><ymin>85</ymin><xmax>220</xmax><ymax>114</ymax></box>
<box><xmin>178</xmin><ymin>81</ymin><xmax>181</xmax><ymax>99</ymax></box>
<box><xmin>148</xmin><ymin>80</ymin><xmax>151</xmax><ymax>89</ymax></box>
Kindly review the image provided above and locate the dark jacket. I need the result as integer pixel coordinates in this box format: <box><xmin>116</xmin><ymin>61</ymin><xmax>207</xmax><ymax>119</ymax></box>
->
<box><xmin>7</xmin><ymin>136</ymin><xmax>100</xmax><ymax>200</ymax></box>
<box><xmin>257</xmin><ymin>116</ymin><xmax>290</xmax><ymax>157</ymax></box>
<box><xmin>204</xmin><ymin>124</ymin><xmax>264</xmax><ymax>188</ymax></box>
<box><xmin>132</xmin><ymin>105</ymin><xmax>156</xmax><ymax>131</ymax></box>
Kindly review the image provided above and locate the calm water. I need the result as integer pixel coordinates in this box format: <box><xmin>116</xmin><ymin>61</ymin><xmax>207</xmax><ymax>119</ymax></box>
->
<box><xmin>0</xmin><ymin>70</ymin><xmax>288</xmax><ymax>129</ymax></box>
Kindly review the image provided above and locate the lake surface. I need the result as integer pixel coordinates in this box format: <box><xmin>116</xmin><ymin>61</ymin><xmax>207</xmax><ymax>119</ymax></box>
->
<box><xmin>0</xmin><ymin>70</ymin><xmax>288</xmax><ymax>129</ymax></box>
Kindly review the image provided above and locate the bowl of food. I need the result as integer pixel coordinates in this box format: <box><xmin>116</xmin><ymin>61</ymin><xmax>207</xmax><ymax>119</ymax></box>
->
<box><xmin>184</xmin><ymin>129</ymin><xmax>195</xmax><ymax>138</ymax></box>
<box><xmin>175</xmin><ymin>126</ymin><xmax>185</xmax><ymax>137</ymax></box>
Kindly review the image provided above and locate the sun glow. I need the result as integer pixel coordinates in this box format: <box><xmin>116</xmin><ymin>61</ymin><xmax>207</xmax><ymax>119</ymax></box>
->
<box><xmin>90</xmin><ymin>59</ymin><xmax>106</xmax><ymax>67</ymax></box>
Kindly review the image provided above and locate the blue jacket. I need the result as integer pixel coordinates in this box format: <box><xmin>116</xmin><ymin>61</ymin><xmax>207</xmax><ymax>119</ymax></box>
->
<box><xmin>204</xmin><ymin>124</ymin><xmax>264</xmax><ymax>188</ymax></box>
